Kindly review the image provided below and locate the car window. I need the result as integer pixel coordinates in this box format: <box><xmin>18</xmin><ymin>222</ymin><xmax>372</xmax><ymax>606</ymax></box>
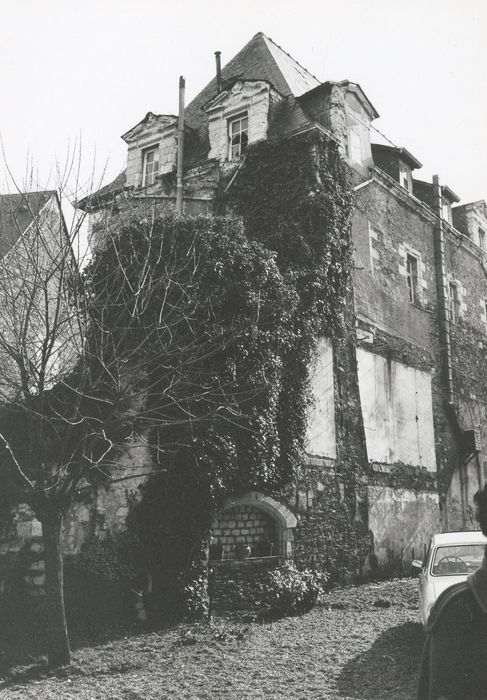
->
<box><xmin>431</xmin><ymin>544</ymin><xmax>485</xmax><ymax>576</ymax></box>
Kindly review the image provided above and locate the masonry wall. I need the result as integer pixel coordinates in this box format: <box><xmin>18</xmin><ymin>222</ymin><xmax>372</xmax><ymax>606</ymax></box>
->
<box><xmin>353</xmin><ymin>175</ymin><xmax>487</xmax><ymax>544</ymax></box>
<box><xmin>368</xmin><ymin>486</ymin><xmax>440</xmax><ymax>569</ymax></box>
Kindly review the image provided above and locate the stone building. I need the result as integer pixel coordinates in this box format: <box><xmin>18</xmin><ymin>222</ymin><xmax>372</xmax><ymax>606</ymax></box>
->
<box><xmin>12</xmin><ymin>32</ymin><xmax>486</xmax><ymax>591</ymax></box>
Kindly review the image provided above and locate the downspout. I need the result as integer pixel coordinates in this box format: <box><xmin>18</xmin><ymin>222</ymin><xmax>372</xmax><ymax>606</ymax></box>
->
<box><xmin>432</xmin><ymin>175</ymin><xmax>454</xmax><ymax>406</ymax></box>
<box><xmin>175</xmin><ymin>76</ymin><xmax>185</xmax><ymax>215</ymax></box>
<box><xmin>433</xmin><ymin>175</ymin><xmax>462</xmax><ymax>525</ymax></box>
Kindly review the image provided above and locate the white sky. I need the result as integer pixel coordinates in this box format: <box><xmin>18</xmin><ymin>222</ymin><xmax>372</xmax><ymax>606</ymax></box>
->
<box><xmin>1</xmin><ymin>0</ymin><xmax>486</xmax><ymax>204</ymax></box>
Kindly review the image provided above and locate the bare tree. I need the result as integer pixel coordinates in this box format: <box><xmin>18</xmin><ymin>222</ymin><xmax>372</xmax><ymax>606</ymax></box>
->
<box><xmin>0</xmin><ymin>172</ymin><xmax>289</xmax><ymax>667</ymax></box>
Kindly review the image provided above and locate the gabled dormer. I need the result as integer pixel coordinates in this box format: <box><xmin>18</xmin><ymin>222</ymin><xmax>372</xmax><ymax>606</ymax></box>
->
<box><xmin>371</xmin><ymin>144</ymin><xmax>422</xmax><ymax>193</ymax></box>
<box><xmin>413</xmin><ymin>179</ymin><xmax>460</xmax><ymax>223</ymax></box>
<box><xmin>122</xmin><ymin>112</ymin><xmax>179</xmax><ymax>188</ymax></box>
<box><xmin>452</xmin><ymin>200</ymin><xmax>487</xmax><ymax>250</ymax></box>
<box><xmin>204</xmin><ymin>79</ymin><xmax>283</xmax><ymax>163</ymax></box>
<box><xmin>298</xmin><ymin>80</ymin><xmax>379</xmax><ymax>172</ymax></box>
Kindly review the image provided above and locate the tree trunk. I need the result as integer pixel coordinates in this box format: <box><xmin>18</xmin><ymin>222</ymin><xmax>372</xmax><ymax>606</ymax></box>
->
<box><xmin>42</xmin><ymin>511</ymin><xmax>71</xmax><ymax>668</ymax></box>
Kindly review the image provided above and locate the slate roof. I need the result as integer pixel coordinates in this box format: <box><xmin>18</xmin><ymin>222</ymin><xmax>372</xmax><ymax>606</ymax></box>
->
<box><xmin>0</xmin><ymin>190</ymin><xmax>56</xmax><ymax>259</ymax></box>
<box><xmin>80</xmin><ymin>33</ymin><xmax>349</xmax><ymax>208</ymax></box>
<box><xmin>184</xmin><ymin>32</ymin><xmax>320</xmax><ymax>150</ymax></box>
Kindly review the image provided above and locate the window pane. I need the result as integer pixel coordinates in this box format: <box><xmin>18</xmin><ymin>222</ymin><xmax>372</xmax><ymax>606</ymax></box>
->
<box><xmin>432</xmin><ymin>544</ymin><xmax>485</xmax><ymax>575</ymax></box>
<box><xmin>228</xmin><ymin>114</ymin><xmax>248</xmax><ymax>159</ymax></box>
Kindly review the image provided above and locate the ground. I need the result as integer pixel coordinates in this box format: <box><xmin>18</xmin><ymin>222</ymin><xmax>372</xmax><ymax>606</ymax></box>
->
<box><xmin>0</xmin><ymin>578</ymin><xmax>424</xmax><ymax>699</ymax></box>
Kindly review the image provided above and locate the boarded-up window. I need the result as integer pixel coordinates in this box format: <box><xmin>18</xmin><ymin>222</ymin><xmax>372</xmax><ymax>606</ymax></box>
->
<box><xmin>306</xmin><ymin>337</ymin><xmax>336</xmax><ymax>458</ymax></box>
<box><xmin>357</xmin><ymin>349</ymin><xmax>436</xmax><ymax>470</ymax></box>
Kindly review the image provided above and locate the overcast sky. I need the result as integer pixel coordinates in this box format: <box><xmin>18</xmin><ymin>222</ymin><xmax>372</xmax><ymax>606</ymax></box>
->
<box><xmin>1</xmin><ymin>0</ymin><xmax>486</xmax><ymax>204</ymax></box>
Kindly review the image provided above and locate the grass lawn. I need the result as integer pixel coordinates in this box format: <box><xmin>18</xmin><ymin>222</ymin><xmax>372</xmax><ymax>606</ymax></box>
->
<box><xmin>0</xmin><ymin>578</ymin><xmax>423</xmax><ymax>699</ymax></box>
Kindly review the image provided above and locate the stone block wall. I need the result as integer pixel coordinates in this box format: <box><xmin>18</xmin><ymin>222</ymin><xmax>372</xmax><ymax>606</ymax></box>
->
<box><xmin>211</xmin><ymin>504</ymin><xmax>276</xmax><ymax>560</ymax></box>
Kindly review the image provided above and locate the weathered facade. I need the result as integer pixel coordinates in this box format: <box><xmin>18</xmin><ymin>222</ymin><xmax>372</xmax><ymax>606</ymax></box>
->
<box><xmin>4</xmin><ymin>33</ymin><xmax>487</xmax><ymax>598</ymax></box>
<box><xmin>80</xmin><ymin>32</ymin><xmax>487</xmax><ymax>575</ymax></box>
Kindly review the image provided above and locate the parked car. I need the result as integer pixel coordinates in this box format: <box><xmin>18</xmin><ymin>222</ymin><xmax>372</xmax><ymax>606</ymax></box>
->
<box><xmin>412</xmin><ymin>530</ymin><xmax>487</xmax><ymax>624</ymax></box>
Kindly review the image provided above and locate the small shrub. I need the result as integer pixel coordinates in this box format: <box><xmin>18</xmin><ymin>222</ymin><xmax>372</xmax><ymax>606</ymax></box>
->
<box><xmin>183</xmin><ymin>564</ymin><xmax>209</xmax><ymax>622</ymax></box>
<box><xmin>258</xmin><ymin>562</ymin><xmax>328</xmax><ymax>618</ymax></box>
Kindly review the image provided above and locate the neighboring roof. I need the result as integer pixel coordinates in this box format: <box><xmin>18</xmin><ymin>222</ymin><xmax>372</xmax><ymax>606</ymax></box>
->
<box><xmin>453</xmin><ymin>199</ymin><xmax>487</xmax><ymax>212</ymax></box>
<box><xmin>77</xmin><ymin>171</ymin><xmax>127</xmax><ymax>211</ymax></box>
<box><xmin>371</xmin><ymin>143</ymin><xmax>422</xmax><ymax>170</ymax></box>
<box><xmin>0</xmin><ymin>190</ymin><xmax>56</xmax><ymax>258</ymax></box>
<box><xmin>431</xmin><ymin>531</ymin><xmax>487</xmax><ymax>545</ymax></box>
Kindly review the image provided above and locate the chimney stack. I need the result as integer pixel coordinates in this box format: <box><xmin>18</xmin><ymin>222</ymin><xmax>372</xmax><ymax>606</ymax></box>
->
<box><xmin>215</xmin><ymin>51</ymin><xmax>222</xmax><ymax>93</ymax></box>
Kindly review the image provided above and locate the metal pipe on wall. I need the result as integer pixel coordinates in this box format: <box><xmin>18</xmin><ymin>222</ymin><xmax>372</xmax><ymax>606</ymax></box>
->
<box><xmin>175</xmin><ymin>76</ymin><xmax>185</xmax><ymax>214</ymax></box>
<box><xmin>432</xmin><ymin>174</ymin><xmax>455</xmax><ymax>406</ymax></box>
<box><xmin>215</xmin><ymin>51</ymin><xmax>222</xmax><ymax>94</ymax></box>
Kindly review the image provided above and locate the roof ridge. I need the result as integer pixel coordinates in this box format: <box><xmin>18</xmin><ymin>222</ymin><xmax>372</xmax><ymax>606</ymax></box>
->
<box><xmin>262</xmin><ymin>33</ymin><xmax>321</xmax><ymax>85</ymax></box>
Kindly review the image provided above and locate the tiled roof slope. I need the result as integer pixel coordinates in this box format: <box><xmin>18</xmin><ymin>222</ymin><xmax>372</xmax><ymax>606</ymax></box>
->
<box><xmin>0</xmin><ymin>191</ymin><xmax>55</xmax><ymax>259</ymax></box>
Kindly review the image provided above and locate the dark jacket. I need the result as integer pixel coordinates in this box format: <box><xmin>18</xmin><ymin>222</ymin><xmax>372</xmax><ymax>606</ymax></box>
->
<box><xmin>417</xmin><ymin>581</ymin><xmax>487</xmax><ymax>700</ymax></box>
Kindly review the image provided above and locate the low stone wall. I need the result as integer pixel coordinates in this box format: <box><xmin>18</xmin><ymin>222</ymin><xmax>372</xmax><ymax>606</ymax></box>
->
<box><xmin>210</xmin><ymin>556</ymin><xmax>284</xmax><ymax>613</ymax></box>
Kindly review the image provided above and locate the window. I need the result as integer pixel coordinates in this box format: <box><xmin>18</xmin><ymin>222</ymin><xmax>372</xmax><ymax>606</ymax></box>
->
<box><xmin>479</xmin><ymin>227</ymin><xmax>486</xmax><ymax>251</ymax></box>
<box><xmin>346</xmin><ymin>126</ymin><xmax>362</xmax><ymax>164</ymax></box>
<box><xmin>228</xmin><ymin>114</ymin><xmax>248</xmax><ymax>160</ymax></box>
<box><xmin>442</xmin><ymin>198</ymin><xmax>452</xmax><ymax>224</ymax></box>
<box><xmin>448</xmin><ymin>282</ymin><xmax>460</xmax><ymax>323</ymax></box>
<box><xmin>406</xmin><ymin>253</ymin><xmax>419</xmax><ymax>303</ymax></box>
<box><xmin>399</xmin><ymin>161</ymin><xmax>412</xmax><ymax>192</ymax></box>
<box><xmin>142</xmin><ymin>146</ymin><xmax>159</xmax><ymax>186</ymax></box>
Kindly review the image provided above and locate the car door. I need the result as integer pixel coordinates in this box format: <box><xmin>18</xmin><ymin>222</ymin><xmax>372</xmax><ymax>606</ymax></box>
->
<box><xmin>418</xmin><ymin>541</ymin><xmax>432</xmax><ymax>624</ymax></box>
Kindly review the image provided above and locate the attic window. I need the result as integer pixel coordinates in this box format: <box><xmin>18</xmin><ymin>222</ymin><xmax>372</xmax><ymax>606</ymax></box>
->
<box><xmin>399</xmin><ymin>161</ymin><xmax>412</xmax><ymax>192</ymax></box>
<box><xmin>142</xmin><ymin>146</ymin><xmax>159</xmax><ymax>186</ymax></box>
<box><xmin>442</xmin><ymin>198</ymin><xmax>452</xmax><ymax>224</ymax></box>
<box><xmin>228</xmin><ymin>114</ymin><xmax>248</xmax><ymax>160</ymax></box>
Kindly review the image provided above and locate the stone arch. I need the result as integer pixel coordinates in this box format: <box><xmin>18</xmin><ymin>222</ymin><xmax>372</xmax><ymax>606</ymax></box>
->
<box><xmin>212</xmin><ymin>491</ymin><xmax>297</xmax><ymax>560</ymax></box>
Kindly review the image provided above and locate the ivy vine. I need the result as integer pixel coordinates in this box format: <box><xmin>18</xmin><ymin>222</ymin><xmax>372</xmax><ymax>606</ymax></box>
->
<box><xmin>88</xmin><ymin>130</ymin><xmax>354</xmax><ymax>616</ymax></box>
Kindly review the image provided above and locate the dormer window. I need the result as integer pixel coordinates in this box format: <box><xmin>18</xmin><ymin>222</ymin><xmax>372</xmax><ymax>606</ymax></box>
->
<box><xmin>399</xmin><ymin>161</ymin><xmax>412</xmax><ymax>192</ymax></box>
<box><xmin>228</xmin><ymin>114</ymin><xmax>248</xmax><ymax>160</ymax></box>
<box><xmin>442</xmin><ymin>198</ymin><xmax>452</xmax><ymax>224</ymax></box>
<box><xmin>142</xmin><ymin>146</ymin><xmax>159</xmax><ymax>186</ymax></box>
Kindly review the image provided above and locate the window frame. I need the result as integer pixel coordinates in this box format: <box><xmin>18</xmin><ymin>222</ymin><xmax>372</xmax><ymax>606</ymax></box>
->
<box><xmin>442</xmin><ymin>198</ymin><xmax>453</xmax><ymax>224</ymax></box>
<box><xmin>448</xmin><ymin>281</ymin><xmax>460</xmax><ymax>323</ymax></box>
<box><xmin>346</xmin><ymin>125</ymin><xmax>362</xmax><ymax>164</ymax></box>
<box><xmin>142</xmin><ymin>145</ymin><xmax>160</xmax><ymax>187</ymax></box>
<box><xmin>399</xmin><ymin>160</ymin><xmax>412</xmax><ymax>192</ymax></box>
<box><xmin>227</xmin><ymin>112</ymin><xmax>249</xmax><ymax>161</ymax></box>
<box><xmin>406</xmin><ymin>253</ymin><xmax>419</xmax><ymax>303</ymax></box>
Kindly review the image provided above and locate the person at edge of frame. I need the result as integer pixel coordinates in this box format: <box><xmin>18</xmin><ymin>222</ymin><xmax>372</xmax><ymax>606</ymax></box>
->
<box><xmin>417</xmin><ymin>484</ymin><xmax>487</xmax><ymax>700</ymax></box>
